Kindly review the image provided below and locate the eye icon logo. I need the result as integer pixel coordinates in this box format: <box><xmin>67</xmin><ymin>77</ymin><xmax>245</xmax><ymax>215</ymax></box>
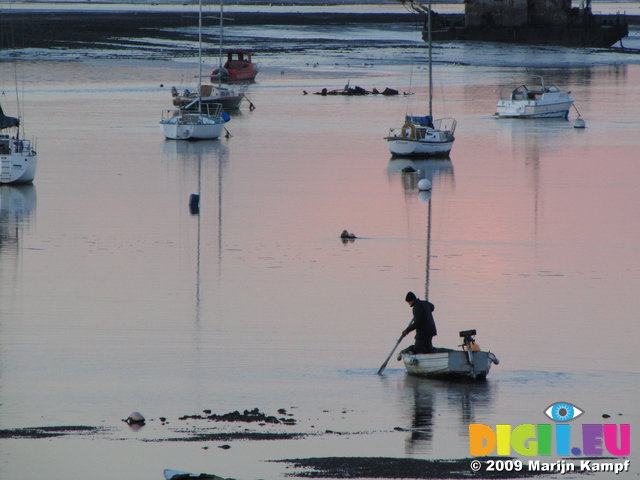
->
<box><xmin>544</xmin><ymin>402</ymin><xmax>584</xmax><ymax>422</ymax></box>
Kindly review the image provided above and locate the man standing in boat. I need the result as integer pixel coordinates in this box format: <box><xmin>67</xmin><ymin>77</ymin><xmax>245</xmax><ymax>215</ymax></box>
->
<box><xmin>398</xmin><ymin>291</ymin><xmax>437</xmax><ymax>359</ymax></box>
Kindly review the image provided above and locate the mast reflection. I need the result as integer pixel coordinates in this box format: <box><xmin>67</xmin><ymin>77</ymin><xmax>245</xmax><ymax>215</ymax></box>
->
<box><xmin>0</xmin><ymin>185</ymin><xmax>36</xmax><ymax>250</ymax></box>
<box><xmin>402</xmin><ymin>375</ymin><xmax>493</xmax><ymax>454</ymax></box>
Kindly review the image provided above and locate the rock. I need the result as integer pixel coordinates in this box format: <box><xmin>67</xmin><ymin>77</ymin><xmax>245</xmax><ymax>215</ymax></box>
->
<box><xmin>126</xmin><ymin>411</ymin><xmax>146</xmax><ymax>424</ymax></box>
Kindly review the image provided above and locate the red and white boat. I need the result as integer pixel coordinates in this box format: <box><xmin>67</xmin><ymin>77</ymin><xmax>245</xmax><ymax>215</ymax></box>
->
<box><xmin>211</xmin><ymin>50</ymin><xmax>259</xmax><ymax>83</ymax></box>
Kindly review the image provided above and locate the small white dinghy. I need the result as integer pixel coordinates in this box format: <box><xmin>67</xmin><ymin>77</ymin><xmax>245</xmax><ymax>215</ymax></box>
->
<box><xmin>401</xmin><ymin>329</ymin><xmax>499</xmax><ymax>380</ymax></box>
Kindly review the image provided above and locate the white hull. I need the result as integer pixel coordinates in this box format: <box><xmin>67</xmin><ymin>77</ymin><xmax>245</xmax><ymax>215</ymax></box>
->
<box><xmin>496</xmin><ymin>83</ymin><xmax>574</xmax><ymax>119</ymax></box>
<box><xmin>495</xmin><ymin>100</ymin><xmax>574</xmax><ymax>118</ymax></box>
<box><xmin>387</xmin><ymin>137</ymin><xmax>454</xmax><ymax>157</ymax></box>
<box><xmin>161</xmin><ymin>122</ymin><xmax>224</xmax><ymax>140</ymax></box>
<box><xmin>0</xmin><ymin>136</ymin><xmax>37</xmax><ymax>184</ymax></box>
<box><xmin>402</xmin><ymin>350</ymin><xmax>498</xmax><ymax>380</ymax></box>
<box><xmin>160</xmin><ymin>108</ymin><xmax>226</xmax><ymax>140</ymax></box>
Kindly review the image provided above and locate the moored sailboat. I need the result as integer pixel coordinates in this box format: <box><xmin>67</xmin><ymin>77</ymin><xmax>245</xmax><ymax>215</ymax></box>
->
<box><xmin>161</xmin><ymin>0</ymin><xmax>229</xmax><ymax>140</ymax></box>
<box><xmin>171</xmin><ymin>0</ymin><xmax>247</xmax><ymax>111</ymax></box>
<box><xmin>0</xmin><ymin>104</ymin><xmax>37</xmax><ymax>184</ymax></box>
<box><xmin>386</xmin><ymin>0</ymin><xmax>456</xmax><ymax>158</ymax></box>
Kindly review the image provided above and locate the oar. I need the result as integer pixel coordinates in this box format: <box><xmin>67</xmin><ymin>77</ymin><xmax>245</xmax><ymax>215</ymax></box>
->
<box><xmin>377</xmin><ymin>334</ymin><xmax>405</xmax><ymax>375</ymax></box>
<box><xmin>378</xmin><ymin>320</ymin><xmax>413</xmax><ymax>375</ymax></box>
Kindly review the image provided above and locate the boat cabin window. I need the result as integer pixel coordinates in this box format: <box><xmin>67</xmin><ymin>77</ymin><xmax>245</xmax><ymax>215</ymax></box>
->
<box><xmin>0</xmin><ymin>139</ymin><xmax>11</xmax><ymax>155</ymax></box>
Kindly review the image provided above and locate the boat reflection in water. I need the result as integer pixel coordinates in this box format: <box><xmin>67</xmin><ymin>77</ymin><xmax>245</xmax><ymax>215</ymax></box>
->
<box><xmin>161</xmin><ymin>139</ymin><xmax>229</xmax><ymax>325</ymax></box>
<box><xmin>387</xmin><ymin>158</ymin><xmax>454</xmax><ymax>194</ymax></box>
<box><xmin>400</xmin><ymin>374</ymin><xmax>494</xmax><ymax>454</ymax></box>
<box><xmin>0</xmin><ymin>184</ymin><xmax>36</xmax><ymax>248</ymax></box>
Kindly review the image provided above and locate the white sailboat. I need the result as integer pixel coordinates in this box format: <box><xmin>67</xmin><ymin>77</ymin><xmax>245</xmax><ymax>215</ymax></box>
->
<box><xmin>161</xmin><ymin>0</ymin><xmax>228</xmax><ymax>140</ymax></box>
<box><xmin>171</xmin><ymin>0</ymin><xmax>246</xmax><ymax>112</ymax></box>
<box><xmin>386</xmin><ymin>0</ymin><xmax>456</xmax><ymax>158</ymax></box>
<box><xmin>0</xmin><ymin>103</ymin><xmax>37</xmax><ymax>184</ymax></box>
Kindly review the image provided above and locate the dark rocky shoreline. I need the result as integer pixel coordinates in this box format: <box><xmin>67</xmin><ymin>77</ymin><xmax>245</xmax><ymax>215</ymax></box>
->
<box><xmin>1</xmin><ymin>8</ymin><xmax>636</xmax><ymax>54</ymax></box>
<box><xmin>0</xmin><ymin>9</ymin><xmax>417</xmax><ymax>51</ymax></box>
<box><xmin>1</xmin><ymin>419</ymin><xmax>593</xmax><ymax>479</ymax></box>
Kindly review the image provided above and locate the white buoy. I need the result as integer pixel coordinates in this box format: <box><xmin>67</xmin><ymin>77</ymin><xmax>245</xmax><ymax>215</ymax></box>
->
<box><xmin>418</xmin><ymin>191</ymin><xmax>432</xmax><ymax>203</ymax></box>
<box><xmin>417</xmin><ymin>178</ymin><xmax>432</xmax><ymax>191</ymax></box>
<box><xmin>574</xmin><ymin>116</ymin><xmax>586</xmax><ymax>129</ymax></box>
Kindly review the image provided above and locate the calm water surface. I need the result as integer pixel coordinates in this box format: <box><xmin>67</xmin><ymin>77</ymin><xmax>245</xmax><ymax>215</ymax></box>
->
<box><xmin>1</xmin><ymin>13</ymin><xmax>639</xmax><ymax>480</ymax></box>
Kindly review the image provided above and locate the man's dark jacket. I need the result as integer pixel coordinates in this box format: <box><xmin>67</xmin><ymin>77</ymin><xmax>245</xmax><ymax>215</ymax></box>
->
<box><xmin>407</xmin><ymin>299</ymin><xmax>437</xmax><ymax>345</ymax></box>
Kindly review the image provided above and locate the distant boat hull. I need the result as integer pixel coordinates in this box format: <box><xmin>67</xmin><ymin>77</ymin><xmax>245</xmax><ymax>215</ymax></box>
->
<box><xmin>387</xmin><ymin>137</ymin><xmax>454</xmax><ymax>157</ymax></box>
<box><xmin>495</xmin><ymin>83</ymin><xmax>574</xmax><ymax>119</ymax></box>
<box><xmin>0</xmin><ymin>135</ymin><xmax>37</xmax><ymax>184</ymax></box>
<box><xmin>211</xmin><ymin>50</ymin><xmax>259</xmax><ymax>83</ymax></box>
<box><xmin>402</xmin><ymin>349</ymin><xmax>498</xmax><ymax>380</ymax></box>
<box><xmin>161</xmin><ymin>121</ymin><xmax>224</xmax><ymax>140</ymax></box>
<box><xmin>160</xmin><ymin>109</ymin><xmax>226</xmax><ymax>140</ymax></box>
<box><xmin>217</xmin><ymin>66</ymin><xmax>258</xmax><ymax>82</ymax></box>
<box><xmin>495</xmin><ymin>100</ymin><xmax>574</xmax><ymax>118</ymax></box>
<box><xmin>173</xmin><ymin>85</ymin><xmax>245</xmax><ymax>111</ymax></box>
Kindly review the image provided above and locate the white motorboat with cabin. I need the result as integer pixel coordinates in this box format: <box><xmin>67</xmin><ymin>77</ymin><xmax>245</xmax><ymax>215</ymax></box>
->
<box><xmin>386</xmin><ymin>0</ymin><xmax>456</xmax><ymax>158</ymax></box>
<box><xmin>401</xmin><ymin>329</ymin><xmax>499</xmax><ymax>380</ymax></box>
<box><xmin>495</xmin><ymin>77</ymin><xmax>575</xmax><ymax>119</ymax></box>
<box><xmin>0</xmin><ymin>105</ymin><xmax>37</xmax><ymax>184</ymax></box>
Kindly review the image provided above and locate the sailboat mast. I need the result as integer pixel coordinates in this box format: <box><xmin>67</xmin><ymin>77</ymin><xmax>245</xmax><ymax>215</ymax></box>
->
<box><xmin>198</xmin><ymin>0</ymin><xmax>203</xmax><ymax>112</ymax></box>
<box><xmin>427</xmin><ymin>0</ymin><xmax>433</xmax><ymax>118</ymax></box>
<box><xmin>218</xmin><ymin>0</ymin><xmax>224</xmax><ymax>88</ymax></box>
<box><xmin>425</xmin><ymin>194</ymin><xmax>432</xmax><ymax>300</ymax></box>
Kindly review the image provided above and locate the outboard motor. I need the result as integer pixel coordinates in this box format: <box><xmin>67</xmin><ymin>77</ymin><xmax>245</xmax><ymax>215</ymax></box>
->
<box><xmin>459</xmin><ymin>329</ymin><xmax>479</xmax><ymax>351</ymax></box>
<box><xmin>459</xmin><ymin>329</ymin><xmax>479</xmax><ymax>372</ymax></box>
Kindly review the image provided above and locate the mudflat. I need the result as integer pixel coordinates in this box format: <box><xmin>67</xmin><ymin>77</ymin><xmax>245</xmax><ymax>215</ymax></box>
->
<box><xmin>2</xmin><ymin>9</ymin><xmax>417</xmax><ymax>51</ymax></box>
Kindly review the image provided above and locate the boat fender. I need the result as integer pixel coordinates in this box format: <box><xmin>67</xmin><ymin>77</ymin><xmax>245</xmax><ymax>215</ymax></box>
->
<box><xmin>189</xmin><ymin>194</ymin><xmax>200</xmax><ymax>215</ymax></box>
<box><xmin>402</xmin><ymin>121</ymin><xmax>416</xmax><ymax>139</ymax></box>
<box><xmin>488</xmin><ymin>352</ymin><xmax>500</xmax><ymax>365</ymax></box>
